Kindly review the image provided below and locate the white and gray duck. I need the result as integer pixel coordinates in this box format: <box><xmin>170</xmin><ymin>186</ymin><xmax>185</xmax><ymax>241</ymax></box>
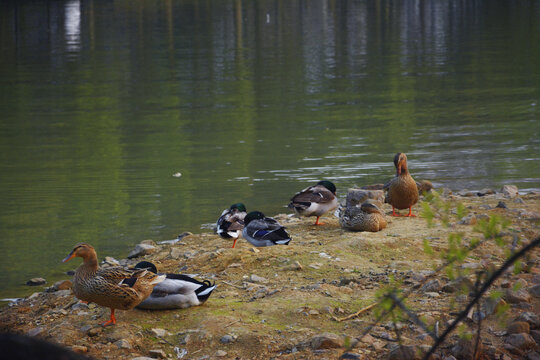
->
<box><xmin>216</xmin><ymin>203</ymin><xmax>247</xmax><ymax>248</ymax></box>
<box><xmin>288</xmin><ymin>180</ymin><xmax>338</xmax><ymax>225</ymax></box>
<box><xmin>242</xmin><ymin>211</ymin><xmax>292</xmax><ymax>247</ymax></box>
<box><xmin>134</xmin><ymin>261</ymin><xmax>216</xmax><ymax>310</ymax></box>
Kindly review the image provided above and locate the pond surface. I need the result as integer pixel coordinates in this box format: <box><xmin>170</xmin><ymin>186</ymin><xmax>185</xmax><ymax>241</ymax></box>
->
<box><xmin>0</xmin><ymin>0</ymin><xmax>539</xmax><ymax>300</ymax></box>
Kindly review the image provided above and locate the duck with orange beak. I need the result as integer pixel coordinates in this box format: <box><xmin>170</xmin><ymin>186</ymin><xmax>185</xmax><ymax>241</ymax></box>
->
<box><xmin>63</xmin><ymin>243</ymin><xmax>165</xmax><ymax>326</ymax></box>
<box><xmin>384</xmin><ymin>153</ymin><xmax>419</xmax><ymax>217</ymax></box>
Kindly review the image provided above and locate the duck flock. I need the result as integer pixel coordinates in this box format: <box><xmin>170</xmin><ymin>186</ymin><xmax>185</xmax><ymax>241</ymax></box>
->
<box><xmin>64</xmin><ymin>152</ymin><xmax>426</xmax><ymax>326</ymax></box>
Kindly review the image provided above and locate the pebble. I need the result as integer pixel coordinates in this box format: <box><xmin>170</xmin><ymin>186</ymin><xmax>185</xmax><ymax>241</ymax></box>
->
<box><xmin>387</xmin><ymin>345</ymin><xmax>420</xmax><ymax>360</ymax></box>
<box><xmin>530</xmin><ymin>284</ymin><xmax>540</xmax><ymax>298</ymax></box>
<box><xmin>457</xmin><ymin>189</ymin><xmax>475</xmax><ymax>197</ymax></box>
<box><xmin>27</xmin><ymin>327</ymin><xmax>43</xmax><ymax>337</ymax></box>
<box><xmin>249</xmin><ymin>274</ymin><xmax>268</xmax><ymax>283</ymax></box>
<box><xmin>527</xmin><ymin>351</ymin><xmax>540</xmax><ymax>360</ymax></box>
<box><xmin>496</xmin><ymin>201</ymin><xmax>508</xmax><ymax>209</ymax></box>
<box><xmin>149</xmin><ymin>349</ymin><xmax>167</xmax><ymax>359</ymax></box>
<box><xmin>132</xmin><ymin>358</ymin><xmax>155</xmax><ymax>360</ymax></box>
<box><xmin>340</xmin><ymin>352</ymin><xmax>363</xmax><ymax>360</ymax></box>
<box><xmin>103</xmin><ymin>256</ymin><xmax>120</xmax><ymax>266</ymax></box>
<box><xmin>88</xmin><ymin>327</ymin><xmax>102</xmax><ymax>337</ymax></box>
<box><xmin>26</xmin><ymin>278</ymin><xmax>46</xmax><ymax>286</ymax></box>
<box><xmin>310</xmin><ymin>333</ymin><xmax>344</xmax><ymax>349</ymax></box>
<box><xmin>514</xmin><ymin>312</ymin><xmax>540</xmax><ymax>328</ymax></box>
<box><xmin>220</xmin><ymin>335</ymin><xmax>234</xmax><ymax>343</ymax></box>
<box><xmin>452</xmin><ymin>337</ymin><xmax>484</xmax><ymax>359</ymax></box>
<box><xmin>531</xmin><ymin>330</ymin><xmax>540</xmax><ymax>344</ymax></box>
<box><xmin>114</xmin><ymin>339</ymin><xmax>131</xmax><ymax>349</ymax></box>
<box><xmin>505</xmin><ymin>279</ymin><xmax>531</xmax><ymax>303</ymax></box>
<box><xmin>215</xmin><ymin>350</ymin><xmax>227</xmax><ymax>357</ymax></box>
<box><xmin>169</xmin><ymin>247</ymin><xmax>183</xmax><ymax>260</ymax></box>
<box><xmin>71</xmin><ymin>345</ymin><xmax>88</xmax><ymax>353</ymax></box>
<box><xmin>127</xmin><ymin>243</ymin><xmax>156</xmax><ymax>258</ymax></box>
<box><xmin>505</xmin><ymin>333</ymin><xmax>536</xmax><ymax>350</ymax></box>
<box><xmin>458</xmin><ymin>214</ymin><xmax>477</xmax><ymax>225</ymax></box>
<box><xmin>477</xmin><ymin>188</ymin><xmax>495</xmax><ymax>196</ymax></box>
<box><xmin>151</xmin><ymin>328</ymin><xmax>170</xmax><ymax>338</ymax></box>
<box><xmin>425</xmin><ymin>292</ymin><xmax>440</xmax><ymax>298</ymax></box>
<box><xmin>421</xmin><ymin>279</ymin><xmax>442</xmax><ymax>292</ymax></box>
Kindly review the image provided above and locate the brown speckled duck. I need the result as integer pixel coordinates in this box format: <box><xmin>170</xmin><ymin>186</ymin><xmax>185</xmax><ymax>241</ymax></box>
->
<box><xmin>384</xmin><ymin>153</ymin><xmax>419</xmax><ymax>217</ymax></box>
<box><xmin>63</xmin><ymin>243</ymin><xmax>165</xmax><ymax>326</ymax></box>
<box><xmin>339</xmin><ymin>201</ymin><xmax>387</xmax><ymax>232</ymax></box>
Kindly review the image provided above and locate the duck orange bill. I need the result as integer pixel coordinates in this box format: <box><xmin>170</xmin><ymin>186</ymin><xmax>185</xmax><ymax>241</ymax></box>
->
<box><xmin>62</xmin><ymin>251</ymin><xmax>76</xmax><ymax>263</ymax></box>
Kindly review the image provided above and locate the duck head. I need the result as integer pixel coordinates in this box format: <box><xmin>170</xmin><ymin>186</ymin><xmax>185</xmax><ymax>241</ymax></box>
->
<box><xmin>230</xmin><ymin>203</ymin><xmax>247</xmax><ymax>212</ymax></box>
<box><xmin>393</xmin><ymin>153</ymin><xmax>409</xmax><ymax>176</ymax></box>
<box><xmin>243</xmin><ymin>211</ymin><xmax>265</xmax><ymax>225</ymax></box>
<box><xmin>317</xmin><ymin>180</ymin><xmax>337</xmax><ymax>194</ymax></box>
<box><xmin>63</xmin><ymin>243</ymin><xmax>96</xmax><ymax>263</ymax></box>
<box><xmin>134</xmin><ymin>261</ymin><xmax>158</xmax><ymax>274</ymax></box>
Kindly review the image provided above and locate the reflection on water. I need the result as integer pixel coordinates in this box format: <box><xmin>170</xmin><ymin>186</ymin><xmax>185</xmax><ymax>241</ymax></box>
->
<box><xmin>64</xmin><ymin>0</ymin><xmax>81</xmax><ymax>54</ymax></box>
<box><xmin>0</xmin><ymin>0</ymin><xmax>538</xmax><ymax>300</ymax></box>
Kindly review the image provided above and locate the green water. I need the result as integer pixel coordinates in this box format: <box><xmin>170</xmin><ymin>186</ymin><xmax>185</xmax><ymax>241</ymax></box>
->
<box><xmin>0</xmin><ymin>0</ymin><xmax>539</xmax><ymax>300</ymax></box>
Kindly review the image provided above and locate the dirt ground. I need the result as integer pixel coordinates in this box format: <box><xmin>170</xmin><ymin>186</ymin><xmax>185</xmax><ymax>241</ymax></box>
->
<box><xmin>1</xmin><ymin>190</ymin><xmax>539</xmax><ymax>360</ymax></box>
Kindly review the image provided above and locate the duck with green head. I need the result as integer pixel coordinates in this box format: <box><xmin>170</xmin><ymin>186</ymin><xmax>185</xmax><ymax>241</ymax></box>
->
<box><xmin>216</xmin><ymin>203</ymin><xmax>247</xmax><ymax>248</ymax></box>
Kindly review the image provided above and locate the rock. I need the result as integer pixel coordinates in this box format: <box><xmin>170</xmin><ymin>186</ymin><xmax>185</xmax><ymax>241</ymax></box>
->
<box><xmin>149</xmin><ymin>349</ymin><xmax>167</xmax><ymax>359</ymax></box>
<box><xmin>514</xmin><ymin>312</ymin><xmax>540</xmax><ymax>329</ymax></box>
<box><xmin>501</xmin><ymin>185</ymin><xmax>519</xmax><ymax>198</ymax></box>
<box><xmin>215</xmin><ymin>350</ymin><xmax>227</xmax><ymax>357</ymax></box>
<box><xmin>132</xmin><ymin>358</ymin><xmax>155</xmax><ymax>360</ymax></box>
<box><xmin>505</xmin><ymin>333</ymin><xmax>536</xmax><ymax>350</ymax></box>
<box><xmin>483</xmin><ymin>297</ymin><xmax>507</xmax><ymax>316</ymax></box>
<box><xmin>128</xmin><ymin>243</ymin><xmax>156</xmax><ymax>258</ymax></box>
<box><xmin>425</xmin><ymin>292</ymin><xmax>440</xmax><ymax>298</ymax></box>
<box><xmin>26</xmin><ymin>278</ymin><xmax>46</xmax><ymax>286</ymax></box>
<box><xmin>452</xmin><ymin>337</ymin><xmax>483</xmax><ymax>359</ymax></box>
<box><xmin>250</xmin><ymin>247</ymin><xmax>260</xmax><ymax>253</ymax></box>
<box><xmin>442</xmin><ymin>277</ymin><xmax>473</xmax><ymax>293</ymax></box>
<box><xmin>507</xmin><ymin>321</ymin><xmax>530</xmax><ymax>334</ymax></box>
<box><xmin>527</xmin><ymin>351</ymin><xmax>540</xmax><ymax>360</ymax></box>
<box><xmin>444</xmin><ymin>356</ymin><xmax>457</xmax><ymax>360</ymax></box>
<box><xmin>477</xmin><ymin>188</ymin><xmax>495</xmax><ymax>196</ymax></box>
<box><xmin>71</xmin><ymin>345</ymin><xmax>88</xmax><ymax>353</ymax></box>
<box><xmin>513</xmin><ymin>197</ymin><xmax>525</xmax><ymax>204</ymax></box>
<box><xmin>284</xmin><ymin>261</ymin><xmax>303</xmax><ymax>271</ymax></box>
<box><xmin>151</xmin><ymin>328</ymin><xmax>168</xmax><ymax>337</ymax></box>
<box><xmin>114</xmin><ymin>339</ymin><xmax>132</xmax><ymax>349</ymax></box>
<box><xmin>345</xmin><ymin>188</ymin><xmax>385</xmax><ymax>207</ymax></box>
<box><xmin>340</xmin><ymin>353</ymin><xmax>364</xmax><ymax>360</ymax></box>
<box><xmin>529</xmin><ymin>284</ymin><xmax>540</xmax><ymax>297</ymax></box>
<box><xmin>386</xmin><ymin>345</ymin><xmax>421</xmax><ymax>360</ymax></box>
<box><xmin>457</xmin><ymin>189</ymin><xmax>475</xmax><ymax>197</ymax></box>
<box><xmin>458</xmin><ymin>214</ymin><xmax>477</xmax><ymax>225</ymax></box>
<box><xmin>249</xmin><ymin>274</ymin><xmax>268</xmax><ymax>283</ymax></box>
<box><xmin>505</xmin><ymin>279</ymin><xmax>531</xmax><ymax>303</ymax></box>
<box><xmin>27</xmin><ymin>327</ymin><xmax>43</xmax><ymax>337</ymax></box>
<box><xmin>220</xmin><ymin>335</ymin><xmax>234</xmax><ymax>343</ymax></box>
<box><xmin>496</xmin><ymin>201</ymin><xmax>507</xmax><ymax>209</ymax></box>
<box><xmin>421</xmin><ymin>279</ymin><xmax>442</xmax><ymax>292</ymax></box>
<box><xmin>310</xmin><ymin>333</ymin><xmax>344</xmax><ymax>349</ymax></box>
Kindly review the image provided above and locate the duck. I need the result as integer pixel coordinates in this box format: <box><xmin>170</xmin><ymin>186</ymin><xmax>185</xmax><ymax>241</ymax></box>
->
<box><xmin>216</xmin><ymin>203</ymin><xmax>247</xmax><ymax>248</ymax></box>
<box><xmin>63</xmin><ymin>243</ymin><xmax>165</xmax><ymax>326</ymax></box>
<box><xmin>288</xmin><ymin>180</ymin><xmax>339</xmax><ymax>225</ymax></box>
<box><xmin>338</xmin><ymin>201</ymin><xmax>387</xmax><ymax>232</ymax></box>
<box><xmin>133</xmin><ymin>261</ymin><xmax>216</xmax><ymax>310</ymax></box>
<box><xmin>384</xmin><ymin>152</ymin><xmax>419</xmax><ymax>217</ymax></box>
<box><xmin>242</xmin><ymin>211</ymin><xmax>292</xmax><ymax>247</ymax></box>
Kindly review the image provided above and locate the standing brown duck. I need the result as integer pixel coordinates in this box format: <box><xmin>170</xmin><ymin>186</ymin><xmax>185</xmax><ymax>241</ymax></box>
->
<box><xmin>63</xmin><ymin>243</ymin><xmax>165</xmax><ymax>326</ymax></box>
<box><xmin>384</xmin><ymin>153</ymin><xmax>419</xmax><ymax>217</ymax></box>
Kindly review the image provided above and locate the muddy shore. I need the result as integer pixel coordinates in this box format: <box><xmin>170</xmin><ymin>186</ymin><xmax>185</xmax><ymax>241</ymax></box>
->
<box><xmin>1</xmin><ymin>187</ymin><xmax>539</xmax><ymax>360</ymax></box>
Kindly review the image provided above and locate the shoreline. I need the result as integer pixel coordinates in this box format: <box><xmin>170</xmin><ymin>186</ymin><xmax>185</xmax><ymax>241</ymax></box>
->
<box><xmin>1</xmin><ymin>186</ymin><xmax>539</xmax><ymax>359</ymax></box>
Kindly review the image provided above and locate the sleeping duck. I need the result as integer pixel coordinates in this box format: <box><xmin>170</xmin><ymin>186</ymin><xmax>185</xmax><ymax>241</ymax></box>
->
<box><xmin>216</xmin><ymin>203</ymin><xmax>247</xmax><ymax>248</ymax></box>
<box><xmin>63</xmin><ymin>243</ymin><xmax>165</xmax><ymax>326</ymax></box>
<box><xmin>134</xmin><ymin>261</ymin><xmax>216</xmax><ymax>310</ymax></box>
<box><xmin>242</xmin><ymin>211</ymin><xmax>292</xmax><ymax>247</ymax></box>
<box><xmin>384</xmin><ymin>152</ymin><xmax>419</xmax><ymax>217</ymax></box>
<box><xmin>288</xmin><ymin>180</ymin><xmax>338</xmax><ymax>225</ymax></box>
<box><xmin>339</xmin><ymin>201</ymin><xmax>387</xmax><ymax>232</ymax></box>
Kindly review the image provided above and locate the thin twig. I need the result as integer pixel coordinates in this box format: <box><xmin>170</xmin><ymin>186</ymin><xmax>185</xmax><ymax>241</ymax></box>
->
<box><xmin>332</xmin><ymin>302</ymin><xmax>377</xmax><ymax>322</ymax></box>
<box><xmin>389</xmin><ymin>293</ymin><xmax>438</xmax><ymax>341</ymax></box>
<box><xmin>422</xmin><ymin>237</ymin><xmax>540</xmax><ymax>360</ymax></box>
<box><xmin>222</xmin><ymin>281</ymin><xmax>244</xmax><ymax>289</ymax></box>
<box><xmin>223</xmin><ymin>319</ymin><xmax>241</xmax><ymax>328</ymax></box>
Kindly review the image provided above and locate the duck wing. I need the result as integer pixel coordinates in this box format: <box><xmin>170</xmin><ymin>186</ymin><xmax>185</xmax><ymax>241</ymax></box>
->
<box><xmin>247</xmin><ymin>219</ymin><xmax>291</xmax><ymax>243</ymax></box>
<box><xmin>290</xmin><ymin>185</ymin><xmax>335</xmax><ymax>207</ymax></box>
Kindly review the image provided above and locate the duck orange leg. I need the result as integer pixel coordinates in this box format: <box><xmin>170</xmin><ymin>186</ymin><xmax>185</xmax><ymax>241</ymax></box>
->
<box><xmin>231</xmin><ymin>238</ymin><xmax>238</xmax><ymax>248</ymax></box>
<box><xmin>102</xmin><ymin>308</ymin><xmax>116</xmax><ymax>327</ymax></box>
<box><xmin>314</xmin><ymin>216</ymin><xmax>325</xmax><ymax>225</ymax></box>
<box><xmin>391</xmin><ymin>207</ymin><xmax>401</xmax><ymax>217</ymax></box>
<box><xmin>405</xmin><ymin>207</ymin><xmax>416</xmax><ymax>217</ymax></box>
